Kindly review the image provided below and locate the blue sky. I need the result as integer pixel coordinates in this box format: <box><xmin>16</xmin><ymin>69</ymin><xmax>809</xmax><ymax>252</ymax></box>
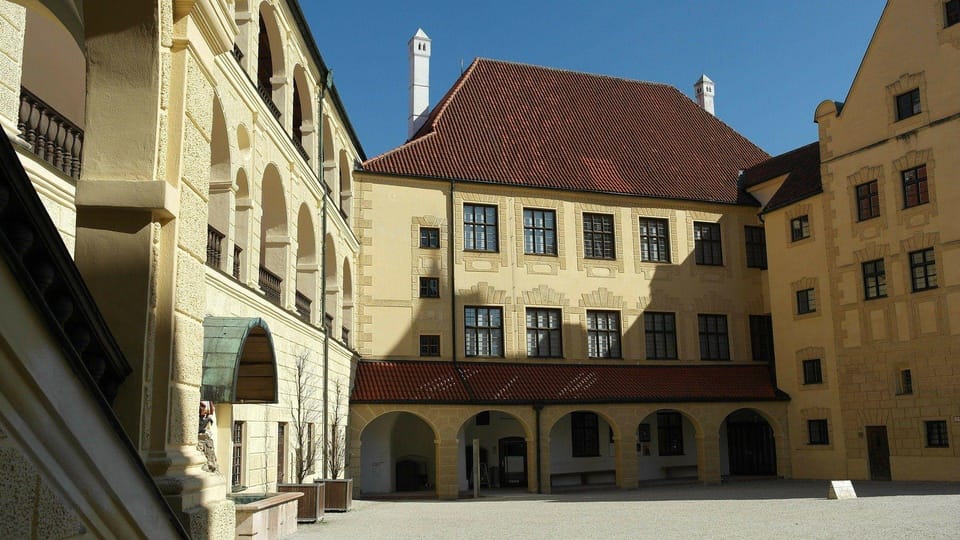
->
<box><xmin>303</xmin><ymin>1</ymin><xmax>887</xmax><ymax>160</ymax></box>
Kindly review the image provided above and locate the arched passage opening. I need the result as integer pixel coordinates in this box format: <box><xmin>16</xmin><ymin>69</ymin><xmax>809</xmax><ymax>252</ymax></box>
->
<box><xmin>295</xmin><ymin>203</ymin><xmax>317</xmax><ymax>322</ymax></box>
<box><xmin>323</xmin><ymin>234</ymin><xmax>338</xmax><ymax>333</ymax></box>
<box><xmin>256</xmin><ymin>2</ymin><xmax>285</xmax><ymax>121</ymax></box>
<box><xmin>720</xmin><ymin>408</ymin><xmax>777</xmax><ymax>477</ymax></box>
<box><xmin>341</xmin><ymin>258</ymin><xmax>353</xmax><ymax>346</ymax></box>
<box><xmin>207</xmin><ymin>97</ymin><xmax>231</xmax><ymax>272</ymax></box>
<box><xmin>457</xmin><ymin>410</ymin><xmax>530</xmax><ymax>492</ymax></box>
<box><xmin>320</xmin><ymin>115</ymin><xmax>335</xmax><ymax>191</ymax></box>
<box><xmin>233</xmin><ymin>168</ymin><xmax>250</xmax><ymax>280</ymax></box>
<box><xmin>338</xmin><ymin>149</ymin><xmax>352</xmax><ymax>220</ymax></box>
<box><xmin>359</xmin><ymin>412</ymin><xmax>437</xmax><ymax>495</ymax></box>
<box><xmin>291</xmin><ymin>65</ymin><xmax>315</xmax><ymax>163</ymax></box>
<box><xmin>548</xmin><ymin>410</ymin><xmax>618</xmax><ymax>489</ymax></box>
<box><xmin>258</xmin><ymin>164</ymin><xmax>287</xmax><ymax>304</ymax></box>
<box><xmin>636</xmin><ymin>409</ymin><xmax>701</xmax><ymax>482</ymax></box>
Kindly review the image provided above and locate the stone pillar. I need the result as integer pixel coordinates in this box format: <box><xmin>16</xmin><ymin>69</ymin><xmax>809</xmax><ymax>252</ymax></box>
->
<box><xmin>435</xmin><ymin>438</ymin><xmax>460</xmax><ymax>499</ymax></box>
<box><xmin>0</xmin><ymin>2</ymin><xmax>25</xmax><ymax>139</ymax></box>
<box><xmin>697</xmin><ymin>435</ymin><xmax>722</xmax><ymax>484</ymax></box>
<box><xmin>539</xmin><ymin>435</ymin><xmax>552</xmax><ymax>495</ymax></box>
<box><xmin>615</xmin><ymin>433</ymin><xmax>638</xmax><ymax>489</ymax></box>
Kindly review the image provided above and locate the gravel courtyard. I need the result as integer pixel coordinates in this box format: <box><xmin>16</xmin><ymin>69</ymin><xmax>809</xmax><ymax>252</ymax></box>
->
<box><xmin>289</xmin><ymin>480</ymin><xmax>960</xmax><ymax>539</ymax></box>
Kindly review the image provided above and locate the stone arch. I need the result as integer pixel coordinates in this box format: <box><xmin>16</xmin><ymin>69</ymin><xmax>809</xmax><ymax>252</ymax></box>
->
<box><xmin>233</xmin><ymin>168</ymin><xmax>251</xmax><ymax>280</ymax></box>
<box><xmin>718</xmin><ymin>406</ymin><xmax>787</xmax><ymax>478</ymax></box>
<box><xmin>291</xmin><ymin>65</ymin><xmax>315</xmax><ymax>163</ymax></box>
<box><xmin>259</xmin><ymin>163</ymin><xmax>288</xmax><ymax>303</ymax></box>
<box><xmin>323</xmin><ymin>233</ymin><xmax>338</xmax><ymax>332</ymax></box>
<box><xmin>256</xmin><ymin>2</ymin><xmax>286</xmax><ymax>121</ymax></box>
<box><xmin>456</xmin><ymin>409</ymin><xmax>533</xmax><ymax>492</ymax></box>
<box><xmin>338</xmin><ymin>149</ymin><xmax>352</xmax><ymax>219</ymax></box>
<box><xmin>546</xmin><ymin>408</ymin><xmax>621</xmax><ymax>491</ymax></box>
<box><xmin>634</xmin><ymin>407</ymin><xmax>704</xmax><ymax>483</ymax></box>
<box><xmin>207</xmin><ymin>97</ymin><xmax>232</xmax><ymax>272</ymax></box>
<box><xmin>295</xmin><ymin>203</ymin><xmax>317</xmax><ymax>322</ymax></box>
<box><xmin>341</xmin><ymin>258</ymin><xmax>353</xmax><ymax>345</ymax></box>
<box><xmin>358</xmin><ymin>411</ymin><xmax>439</xmax><ymax>496</ymax></box>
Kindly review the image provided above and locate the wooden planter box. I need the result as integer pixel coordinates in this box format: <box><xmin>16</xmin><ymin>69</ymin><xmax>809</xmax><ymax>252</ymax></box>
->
<box><xmin>277</xmin><ymin>482</ymin><xmax>325</xmax><ymax>523</ymax></box>
<box><xmin>318</xmin><ymin>478</ymin><xmax>352</xmax><ymax>512</ymax></box>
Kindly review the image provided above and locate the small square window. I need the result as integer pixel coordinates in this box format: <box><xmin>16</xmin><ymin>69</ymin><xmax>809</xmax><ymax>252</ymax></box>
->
<box><xmin>587</xmin><ymin>310</ymin><xmax>621</xmax><ymax>358</ymax></box>
<box><xmin>526</xmin><ymin>308</ymin><xmax>563</xmax><ymax>358</ymax></box>
<box><xmin>862</xmin><ymin>259</ymin><xmax>887</xmax><ymax>300</ymax></box>
<box><xmin>694</xmin><ymin>222</ymin><xmax>723</xmax><ymax>265</ymax></box>
<box><xmin>856</xmin><ymin>181</ymin><xmax>880</xmax><ymax>221</ymax></box>
<box><xmin>802</xmin><ymin>359</ymin><xmax>823</xmax><ymax>385</ymax></box>
<box><xmin>419</xmin><ymin>277</ymin><xmax>440</xmax><ymax>298</ymax></box>
<box><xmin>419</xmin><ymin>335</ymin><xmax>440</xmax><ymax>357</ymax></box>
<box><xmin>523</xmin><ymin>208</ymin><xmax>558</xmax><ymax>255</ymax></box>
<box><xmin>583</xmin><ymin>213</ymin><xmax>616</xmax><ymax>260</ymax></box>
<box><xmin>902</xmin><ymin>165</ymin><xmax>929</xmax><ymax>208</ymax></box>
<box><xmin>797</xmin><ymin>288</ymin><xmax>816</xmax><ymax>315</ymax></box>
<box><xmin>639</xmin><ymin>218</ymin><xmax>670</xmax><ymax>263</ymax></box>
<box><xmin>464</xmin><ymin>204</ymin><xmax>499</xmax><ymax>252</ymax></box>
<box><xmin>898</xmin><ymin>369</ymin><xmax>913</xmax><ymax>395</ymax></box>
<box><xmin>909</xmin><ymin>248</ymin><xmax>937</xmax><ymax>292</ymax></box>
<box><xmin>895</xmin><ymin>88</ymin><xmax>921</xmax><ymax>121</ymax></box>
<box><xmin>790</xmin><ymin>216</ymin><xmax>810</xmax><ymax>242</ymax></box>
<box><xmin>420</xmin><ymin>227</ymin><xmax>440</xmax><ymax>248</ymax></box>
<box><xmin>926</xmin><ymin>420</ymin><xmax>949</xmax><ymax>448</ymax></box>
<box><xmin>949</xmin><ymin>0</ymin><xmax>960</xmax><ymax>27</ymax></box>
<box><xmin>808</xmin><ymin>419</ymin><xmax>829</xmax><ymax>445</ymax></box>
<box><xmin>644</xmin><ymin>312</ymin><xmax>678</xmax><ymax>360</ymax></box>
<box><xmin>698</xmin><ymin>314</ymin><xmax>729</xmax><ymax>361</ymax></box>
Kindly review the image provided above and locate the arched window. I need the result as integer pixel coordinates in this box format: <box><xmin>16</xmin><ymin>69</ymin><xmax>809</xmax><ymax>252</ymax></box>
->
<box><xmin>295</xmin><ymin>204</ymin><xmax>318</xmax><ymax>323</ymax></box>
<box><xmin>207</xmin><ymin>98</ymin><xmax>232</xmax><ymax>272</ymax></box>
<box><xmin>259</xmin><ymin>165</ymin><xmax>288</xmax><ymax>304</ymax></box>
<box><xmin>341</xmin><ymin>259</ymin><xmax>353</xmax><ymax>346</ymax></box>
<box><xmin>256</xmin><ymin>4</ymin><xmax>284</xmax><ymax>121</ymax></box>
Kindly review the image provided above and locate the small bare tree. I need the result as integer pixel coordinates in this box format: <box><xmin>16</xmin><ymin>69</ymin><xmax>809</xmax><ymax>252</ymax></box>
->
<box><xmin>290</xmin><ymin>351</ymin><xmax>324</xmax><ymax>483</ymax></box>
<box><xmin>325</xmin><ymin>380</ymin><xmax>347</xmax><ymax>479</ymax></box>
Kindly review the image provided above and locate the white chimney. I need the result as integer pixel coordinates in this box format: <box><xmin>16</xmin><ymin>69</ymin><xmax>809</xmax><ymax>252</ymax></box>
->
<box><xmin>408</xmin><ymin>28</ymin><xmax>431</xmax><ymax>137</ymax></box>
<box><xmin>694</xmin><ymin>74</ymin><xmax>715</xmax><ymax>116</ymax></box>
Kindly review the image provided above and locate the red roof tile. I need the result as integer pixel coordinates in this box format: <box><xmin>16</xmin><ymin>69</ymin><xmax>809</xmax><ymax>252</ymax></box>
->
<box><xmin>351</xmin><ymin>360</ymin><xmax>783</xmax><ymax>404</ymax></box>
<box><xmin>741</xmin><ymin>142</ymin><xmax>822</xmax><ymax>213</ymax></box>
<box><xmin>364</xmin><ymin>59</ymin><xmax>769</xmax><ymax>205</ymax></box>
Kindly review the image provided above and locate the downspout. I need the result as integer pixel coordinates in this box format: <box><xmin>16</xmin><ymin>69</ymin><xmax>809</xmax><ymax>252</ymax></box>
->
<box><xmin>534</xmin><ymin>402</ymin><xmax>543</xmax><ymax>494</ymax></box>
<box><xmin>448</xmin><ymin>178</ymin><xmax>457</xmax><ymax>365</ymax></box>
<box><xmin>319</xmin><ymin>71</ymin><xmax>333</xmax><ymax>479</ymax></box>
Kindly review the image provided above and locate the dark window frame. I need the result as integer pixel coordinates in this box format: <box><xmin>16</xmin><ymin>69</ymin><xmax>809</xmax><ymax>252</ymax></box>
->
<box><xmin>949</xmin><ymin>0</ymin><xmax>960</xmax><ymax>27</ymax></box>
<box><xmin>749</xmin><ymin>315</ymin><xmax>775</xmax><ymax>362</ymax></box>
<box><xmin>856</xmin><ymin>180</ymin><xmax>881</xmax><ymax>221</ymax></box>
<box><xmin>698</xmin><ymin>314</ymin><xmax>730</xmax><ymax>361</ymax></box>
<box><xmin>693</xmin><ymin>222</ymin><xmax>723</xmax><ymax>266</ymax></box>
<box><xmin>790</xmin><ymin>215</ymin><xmax>810</xmax><ymax>242</ymax></box>
<box><xmin>277</xmin><ymin>422</ymin><xmax>286</xmax><ymax>483</ymax></box>
<box><xmin>862</xmin><ymin>259</ymin><xmax>887</xmax><ymax>300</ymax></box>
<box><xmin>523</xmin><ymin>208</ymin><xmax>558</xmax><ymax>256</ymax></box>
<box><xmin>657</xmin><ymin>412</ymin><xmax>684</xmax><ymax>456</ymax></box>
<box><xmin>420</xmin><ymin>227</ymin><xmax>440</xmax><ymax>249</ymax></box>
<box><xmin>644</xmin><ymin>312</ymin><xmax>678</xmax><ymax>360</ymax></box>
<box><xmin>583</xmin><ymin>213</ymin><xmax>616</xmax><ymax>260</ymax></box>
<box><xmin>419</xmin><ymin>335</ymin><xmax>440</xmax><ymax>357</ymax></box>
<box><xmin>571</xmin><ymin>412</ymin><xmax>600</xmax><ymax>457</ymax></box>
<box><xmin>463</xmin><ymin>204</ymin><xmax>499</xmax><ymax>252</ymax></box>
<box><xmin>808</xmin><ymin>419</ymin><xmax>829</xmax><ymax>445</ymax></box>
<box><xmin>895</xmin><ymin>88</ymin><xmax>921</xmax><ymax>121</ymax></box>
<box><xmin>586</xmin><ymin>310</ymin><xmax>622</xmax><ymax>359</ymax></box>
<box><xmin>925</xmin><ymin>420</ymin><xmax>949</xmax><ymax>448</ymax></box>
<box><xmin>901</xmin><ymin>165</ymin><xmax>929</xmax><ymax>208</ymax></box>
<box><xmin>525</xmin><ymin>307</ymin><xmax>563</xmax><ymax>358</ymax></box>
<box><xmin>802</xmin><ymin>359</ymin><xmax>823</xmax><ymax>385</ymax></box>
<box><xmin>744</xmin><ymin>226</ymin><xmax>767</xmax><ymax>269</ymax></box>
<box><xmin>899</xmin><ymin>369</ymin><xmax>913</xmax><ymax>395</ymax></box>
<box><xmin>232</xmin><ymin>421</ymin><xmax>244</xmax><ymax>487</ymax></box>
<box><xmin>797</xmin><ymin>288</ymin><xmax>816</xmax><ymax>315</ymax></box>
<box><xmin>464</xmin><ymin>306</ymin><xmax>504</xmax><ymax>357</ymax></box>
<box><xmin>419</xmin><ymin>276</ymin><xmax>440</xmax><ymax>298</ymax></box>
<box><xmin>639</xmin><ymin>218</ymin><xmax>671</xmax><ymax>263</ymax></box>
<box><xmin>909</xmin><ymin>248</ymin><xmax>937</xmax><ymax>292</ymax></box>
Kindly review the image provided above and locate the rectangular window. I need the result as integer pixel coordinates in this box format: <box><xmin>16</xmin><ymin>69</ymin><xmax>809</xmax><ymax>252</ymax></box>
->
<box><xmin>744</xmin><ymin>226</ymin><xmax>767</xmax><ymax>269</ymax></box>
<box><xmin>523</xmin><ymin>208</ymin><xmax>557</xmax><ymax>255</ymax></box>
<box><xmin>902</xmin><ymin>165</ymin><xmax>929</xmax><ymax>208</ymax></box>
<box><xmin>895</xmin><ymin>88</ymin><xmax>921</xmax><ymax>121</ymax></box>
<box><xmin>862</xmin><ymin>259</ymin><xmax>887</xmax><ymax>300</ymax></box>
<box><xmin>232</xmin><ymin>421</ymin><xmax>244</xmax><ymax>488</ymax></box>
<box><xmin>571</xmin><ymin>412</ymin><xmax>600</xmax><ymax>457</ymax></box>
<box><xmin>583</xmin><ymin>213</ymin><xmax>616</xmax><ymax>259</ymax></box>
<box><xmin>797</xmin><ymin>288</ymin><xmax>816</xmax><ymax>314</ymax></box>
<box><xmin>698</xmin><ymin>314</ymin><xmax>730</xmax><ymax>361</ymax></box>
<box><xmin>639</xmin><ymin>218</ymin><xmax>670</xmax><ymax>263</ymax></box>
<box><xmin>749</xmin><ymin>315</ymin><xmax>775</xmax><ymax>362</ymax></box>
<box><xmin>420</xmin><ymin>227</ymin><xmax>440</xmax><ymax>248</ymax></box>
<box><xmin>526</xmin><ymin>308</ymin><xmax>563</xmax><ymax>358</ymax></box>
<box><xmin>464</xmin><ymin>306</ymin><xmax>503</xmax><ymax>357</ymax></box>
<box><xmin>899</xmin><ymin>369</ymin><xmax>913</xmax><ymax>395</ymax></box>
<box><xmin>694</xmin><ymin>222</ymin><xmax>723</xmax><ymax>265</ymax></box>
<box><xmin>856</xmin><ymin>180</ymin><xmax>881</xmax><ymax>221</ymax></box>
<box><xmin>587</xmin><ymin>310</ymin><xmax>621</xmax><ymax>358</ymax></box>
<box><xmin>790</xmin><ymin>215</ymin><xmax>810</xmax><ymax>241</ymax></box>
<box><xmin>909</xmin><ymin>248</ymin><xmax>937</xmax><ymax>292</ymax></box>
<box><xmin>808</xmin><ymin>419</ymin><xmax>829</xmax><ymax>445</ymax></box>
<box><xmin>657</xmin><ymin>412</ymin><xmax>684</xmax><ymax>456</ymax></box>
<box><xmin>926</xmin><ymin>420</ymin><xmax>949</xmax><ymax>448</ymax></box>
<box><xmin>419</xmin><ymin>335</ymin><xmax>440</xmax><ymax>357</ymax></box>
<box><xmin>419</xmin><ymin>276</ymin><xmax>440</xmax><ymax>298</ymax></box>
<box><xmin>949</xmin><ymin>0</ymin><xmax>960</xmax><ymax>27</ymax></box>
<box><xmin>802</xmin><ymin>359</ymin><xmax>823</xmax><ymax>385</ymax></box>
<box><xmin>277</xmin><ymin>423</ymin><xmax>286</xmax><ymax>484</ymax></box>
<box><xmin>644</xmin><ymin>312</ymin><xmax>677</xmax><ymax>360</ymax></box>
<box><xmin>463</xmin><ymin>204</ymin><xmax>498</xmax><ymax>252</ymax></box>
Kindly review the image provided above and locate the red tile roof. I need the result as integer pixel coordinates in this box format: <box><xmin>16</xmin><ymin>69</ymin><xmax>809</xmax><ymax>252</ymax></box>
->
<box><xmin>351</xmin><ymin>360</ymin><xmax>784</xmax><ymax>404</ymax></box>
<box><xmin>741</xmin><ymin>142</ymin><xmax>822</xmax><ymax>213</ymax></box>
<box><xmin>364</xmin><ymin>59</ymin><xmax>769</xmax><ymax>205</ymax></box>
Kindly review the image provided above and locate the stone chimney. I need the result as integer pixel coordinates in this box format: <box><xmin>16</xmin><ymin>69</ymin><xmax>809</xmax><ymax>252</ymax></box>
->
<box><xmin>694</xmin><ymin>74</ymin><xmax>715</xmax><ymax>116</ymax></box>
<box><xmin>408</xmin><ymin>28</ymin><xmax>431</xmax><ymax>137</ymax></box>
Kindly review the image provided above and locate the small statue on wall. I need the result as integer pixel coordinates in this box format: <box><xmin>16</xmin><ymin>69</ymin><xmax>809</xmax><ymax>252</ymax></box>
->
<box><xmin>198</xmin><ymin>401</ymin><xmax>220</xmax><ymax>474</ymax></box>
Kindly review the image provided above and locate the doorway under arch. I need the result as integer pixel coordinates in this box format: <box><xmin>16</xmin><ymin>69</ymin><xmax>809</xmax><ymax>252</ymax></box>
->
<box><xmin>359</xmin><ymin>412</ymin><xmax>437</xmax><ymax>496</ymax></box>
<box><xmin>456</xmin><ymin>410</ymin><xmax>530</xmax><ymax>492</ymax></box>
<box><xmin>720</xmin><ymin>408</ymin><xmax>777</xmax><ymax>477</ymax></box>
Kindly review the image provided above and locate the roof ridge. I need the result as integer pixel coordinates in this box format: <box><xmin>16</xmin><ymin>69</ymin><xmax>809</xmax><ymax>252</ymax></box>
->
<box><xmin>424</xmin><ymin>57</ymin><xmax>482</xmax><ymax>131</ymax></box>
<box><xmin>474</xmin><ymin>57</ymin><xmax>676</xmax><ymax>89</ymax></box>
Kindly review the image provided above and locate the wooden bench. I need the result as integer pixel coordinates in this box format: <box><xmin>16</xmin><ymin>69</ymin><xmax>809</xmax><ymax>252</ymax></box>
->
<box><xmin>550</xmin><ymin>469</ymin><xmax>616</xmax><ymax>487</ymax></box>
<box><xmin>661</xmin><ymin>465</ymin><xmax>698</xmax><ymax>479</ymax></box>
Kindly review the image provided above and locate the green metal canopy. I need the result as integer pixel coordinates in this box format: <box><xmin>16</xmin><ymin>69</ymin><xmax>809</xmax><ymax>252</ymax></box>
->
<box><xmin>202</xmin><ymin>317</ymin><xmax>278</xmax><ymax>404</ymax></box>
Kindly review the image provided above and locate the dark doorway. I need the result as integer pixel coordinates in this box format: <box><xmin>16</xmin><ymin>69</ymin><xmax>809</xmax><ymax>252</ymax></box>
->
<box><xmin>395</xmin><ymin>459</ymin><xmax>427</xmax><ymax>491</ymax></box>
<box><xmin>499</xmin><ymin>437</ymin><xmax>527</xmax><ymax>487</ymax></box>
<box><xmin>866</xmin><ymin>426</ymin><xmax>891</xmax><ymax>480</ymax></box>
<box><xmin>726</xmin><ymin>411</ymin><xmax>776</xmax><ymax>476</ymax></box>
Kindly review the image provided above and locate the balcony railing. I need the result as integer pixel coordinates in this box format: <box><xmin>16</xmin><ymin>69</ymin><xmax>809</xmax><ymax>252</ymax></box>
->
<box><xmin>295</xmin><ymin>291</ymin><xmax>312</xmax><ymax>321</ymax></box>
<box><xmin>232</xmin><ymin>245</ymin><xmax>242</xmax><ymax>279</ymax></box>
<box><xmin>17</xmin><ymin>87</ymin><xmax>83</xmax><ymax>179</ymax></box>
<box><xmin>231</xmin><ymin>44</ymin><xmax>244</xmax><ymax>64</ymax></box>
<box><xmin>206</xmin><ymin>225</ymin><xmax>224</xmax><ymax>269</ymax></box>
<box><xmin>258</xmin><ymin>266</ymin><xmax>282</xmax><ymax>303</ymax></box>
<box><xmin>257</xmin><ymin>84</ymin><xmax>281</xmax><ymax>120</ymax></box>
